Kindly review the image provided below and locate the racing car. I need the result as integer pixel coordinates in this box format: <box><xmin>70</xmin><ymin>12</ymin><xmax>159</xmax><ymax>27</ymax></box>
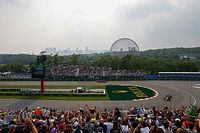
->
<box><xmin>163</xmin><ymin>95</ymin><xmax>172</xmax><ymax>101</ymax></box>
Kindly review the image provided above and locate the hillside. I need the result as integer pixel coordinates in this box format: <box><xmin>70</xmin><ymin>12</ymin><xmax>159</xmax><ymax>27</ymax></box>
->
<box><xmin>0</xmin><ymin>54</ymin><xmax>36</xmax><ymax>64</ymax></box>
<box><xmin>0</xmin><ymin>47</ymin><xmax>200</xmax><ymax>64</ymax></box>
<box><xmin>140</xmin><ymin>47</ymin><xmax>200</xmax><ymax>58</ymax></box>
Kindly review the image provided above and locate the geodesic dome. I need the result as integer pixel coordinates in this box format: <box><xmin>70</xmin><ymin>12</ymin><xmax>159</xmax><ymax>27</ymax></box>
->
<box><xmin>110</xmin><ymin>38</ymin><xmax>139</xmax><ymax>57</ymax></box>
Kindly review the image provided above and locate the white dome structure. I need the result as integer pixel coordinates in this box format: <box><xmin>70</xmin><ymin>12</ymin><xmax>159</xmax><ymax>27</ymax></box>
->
<box><xmin>110</xmin><ymin>38</ymin><xmax>139</xmax><ymax>57</ymax></box>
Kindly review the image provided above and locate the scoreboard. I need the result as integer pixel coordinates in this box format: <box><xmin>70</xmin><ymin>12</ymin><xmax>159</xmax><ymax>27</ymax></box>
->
<box><xmin>31</xmin><ymin>67</ymin><xmax>44</xmax><ymax>78</ymax></box>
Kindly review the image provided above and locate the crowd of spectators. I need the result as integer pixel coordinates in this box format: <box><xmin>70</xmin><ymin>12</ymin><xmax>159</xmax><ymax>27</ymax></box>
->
<box><xmin>0</xmin><ymin>64</ymin><xmax>146</xmax><ymax>80</ymax></box>
<box><xmin>50</xmin><ymin>64</ymin><xmax>145</xmax><ymax>77</ymax></box>
<box><xmin>0</xmin><ymin>105</ymin><xmax>200</xmax><ymax>133</ymax></box>
<box><xmin>0</xmin><ymin>72</ymin><xmax>31</xmax><ymax>80</ymax></box>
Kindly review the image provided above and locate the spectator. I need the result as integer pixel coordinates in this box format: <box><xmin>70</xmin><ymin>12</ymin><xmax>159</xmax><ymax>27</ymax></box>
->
<box><xmin>35</xmin><ymin>107</ymin><xmax>42</xmax><ymax>119</ymax></box>
<box><xmin>0</xmin><ymin>105</ymin><xmax>199</xmax><ymax>133</ymax></box>
<box><xmin>140</xmin><ymin>121</ymin><xmax>150</xmax><ymax>133</ymax></box>
<box><xmin>187</xmin><ymin>122</ymin><xmax>198</xmax><ymax>133</ymax></box>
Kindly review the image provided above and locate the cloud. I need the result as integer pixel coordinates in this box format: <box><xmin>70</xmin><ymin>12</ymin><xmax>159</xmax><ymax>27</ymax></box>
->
<box><xmin>144</xmin><ymin>0</ymin><xmax>200</xmax><ymax>47</ymax></box>
<box><xmin>115</xmin><ymin>0</ymin><xmax>173</xmax><ymax>20</ymax></box>
<box><xmin>113</xmin><ymin>0</ymin><xmax>200</xmax><ymax>49</ymax></box>
<box><xmin>0</xmin><ymin>0</ymin><xmax>199</xmax><ymax>53</ymax></box>
<box><xmin>3</xmin><ymin>0</ymin><xmax>31</xmax><ymax>7</ymax></box>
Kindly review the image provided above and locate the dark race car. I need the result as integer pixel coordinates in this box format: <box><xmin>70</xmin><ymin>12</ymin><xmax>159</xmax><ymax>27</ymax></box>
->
<box><xmin>163</xmin><ymin>95</ymin><xmax>172</xmax><ymax>101</ymax></box>
<box><xmin>97</xmin><ymin>80</ymin><xmax>106</xmax><ymax>83</ymax></box>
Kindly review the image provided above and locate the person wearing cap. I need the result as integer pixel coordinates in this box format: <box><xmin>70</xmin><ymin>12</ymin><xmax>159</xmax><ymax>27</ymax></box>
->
<box><xmin>137</xmin><ymin>118</ymin><xmax>143</xmax><ymax>124</ymax></box>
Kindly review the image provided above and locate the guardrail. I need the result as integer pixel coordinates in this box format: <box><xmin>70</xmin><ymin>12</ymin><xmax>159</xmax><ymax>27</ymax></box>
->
<box><xmin>0</xmin><ymin>74</ymin><xmax>200</xmax><ymax>81</ymax></box>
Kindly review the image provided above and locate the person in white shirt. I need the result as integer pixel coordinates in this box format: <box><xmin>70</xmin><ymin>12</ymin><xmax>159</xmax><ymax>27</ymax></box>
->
<box><xmin>104</xmin><ymin>117</ymin><xmax>113</xmax><ymax>133</ymax></box>
<box><xmin>140</xmin><ymin>121</ymin><xmax>150</xmax><ymax>133</ymax></box>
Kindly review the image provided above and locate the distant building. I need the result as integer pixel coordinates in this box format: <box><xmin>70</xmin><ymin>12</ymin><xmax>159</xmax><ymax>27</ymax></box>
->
<box><xmin>178</xmin><ymin>53</ymin><xmax>200</xmax><ymax>59</ymax></box>
<box><xmin>44</xmin><ymin>47</ymin><xmax>109</xmax><ymax>55</ymax></box>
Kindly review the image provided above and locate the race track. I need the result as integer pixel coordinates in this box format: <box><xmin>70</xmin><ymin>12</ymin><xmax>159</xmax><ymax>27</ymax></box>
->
<box><xmin>0</xmin><ymin>81</ymin><xmax>199</xmax><ymax>110</ymax></box>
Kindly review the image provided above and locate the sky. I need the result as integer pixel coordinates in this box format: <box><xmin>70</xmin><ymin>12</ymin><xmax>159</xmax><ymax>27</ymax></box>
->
<box><xmin>0</xmin><ymin>0</ymin><xmax>200</xmax><ymax>54</ymax></box>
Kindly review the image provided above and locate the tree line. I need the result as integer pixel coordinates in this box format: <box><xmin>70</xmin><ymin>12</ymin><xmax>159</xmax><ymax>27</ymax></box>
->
<box><xmin>0</xmin><ymin>47</ymin><xmax>200</xmax><ymax>73</ymax></box>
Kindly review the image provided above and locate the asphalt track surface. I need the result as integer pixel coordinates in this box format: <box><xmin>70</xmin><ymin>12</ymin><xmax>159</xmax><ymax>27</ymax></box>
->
<box><xmin>0</xmin><ymin>81</ymin><xmax>199</xmax><ymax>110</ymax></box>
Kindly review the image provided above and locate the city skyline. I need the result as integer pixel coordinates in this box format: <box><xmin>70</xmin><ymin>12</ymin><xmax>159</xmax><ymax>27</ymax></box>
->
<box><xmin>44</xmin><ymin>47</ymin><xmax>109</xmax><ymax>55</ymax></box>
<box><xmin>0</xmin><ymin>0</ymin><xmax>200</xmax><ymax>54</ymax></box>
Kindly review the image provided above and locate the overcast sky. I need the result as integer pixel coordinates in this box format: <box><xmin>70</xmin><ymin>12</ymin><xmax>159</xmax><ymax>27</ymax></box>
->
<box><xmin>0</xmin><ymin>0</ymin><xmax>200</xmax><ymax>54</ymax></box>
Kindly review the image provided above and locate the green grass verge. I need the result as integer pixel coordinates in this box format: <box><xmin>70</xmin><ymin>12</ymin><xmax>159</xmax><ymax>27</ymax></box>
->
<box><xmin>0</xmin><ymin>95</ymin><xmax>109</xmax><ymax>100</ymax></box>
<box><xmin>138</xmin><ymin>86</ymin><xmax>155</xmax><ymax>97</ymax></box>
<box><xmin>0</xmin><ymin>85</ymin><xmax>155</xmax><ymax>101</ymax></box>
<box><xmin>0</xmin><ymin>85</ymin><xmax>109</xmax><ymax>100</ymax></box>
<box><xmin>106</xmin><ymin>85</ymin><xmax>136</xmax><ymax>100</ymax></box>
<box><xmin>0</xmin><ymin>85</ymin><xmax>105</xmax><ymax>89</ymax></box>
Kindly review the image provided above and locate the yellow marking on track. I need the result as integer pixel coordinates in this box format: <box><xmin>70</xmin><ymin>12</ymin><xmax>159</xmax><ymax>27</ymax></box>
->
<box><xmin>129</xmin><ymin>86</ymin><xmax>147</xmax><ymax>98</ymax></box>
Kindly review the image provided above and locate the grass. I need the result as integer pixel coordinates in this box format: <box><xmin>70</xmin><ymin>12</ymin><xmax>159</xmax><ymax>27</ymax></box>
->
<box><xmin>106</xmin><ymin>85</ymin><xmax>136</xmax><ymax>100</ymax></box>
<box><xmin>0</xmin><ymin>85</ymin><xmax>155</xmax><ymax>101</ymax></box>
<box><xmin>138</xmin><ymin>86</ymin><xmax>155</xmax><ymax>97</ymax></box>
<box><xmin>0</xmin><ymin>85</ymin><xmax>109</xmax><ymax>100</ymax></box>
<box><xmin>0</xmin><ymin>85</ymin><xmax>105</xmax><ymax>89</ymax></box>
<box><xmin>0</xmin><ymin>95</ymin><xmax>109</xmax><ymax>100</ymax></box>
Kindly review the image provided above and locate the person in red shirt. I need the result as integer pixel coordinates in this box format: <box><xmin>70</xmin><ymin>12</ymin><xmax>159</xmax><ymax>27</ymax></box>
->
<box><xmin>35</xmin><ymin>107</ymin><xmax>42</xmax><ymax>119</ymax></box>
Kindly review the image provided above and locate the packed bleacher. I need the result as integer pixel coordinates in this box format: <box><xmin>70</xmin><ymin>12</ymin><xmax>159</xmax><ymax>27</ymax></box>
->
<box><xmin>0</xmin><ymin>105</ymin><xmax>200</xmax><ymax>133</ymax></box>
<box><xmin>0</xmin><ymin>72</ymin><xmax>31</xmax><ymax>80</ymax></box>
<box><xmin>1</xmin><ymin>64</ymin><xmax>200</xmax><ymax>80</ymax></box>
<box><xmin>50</xmin><ymin>64</ymin><xmax>145</xmax><ymax>77</ymax></box>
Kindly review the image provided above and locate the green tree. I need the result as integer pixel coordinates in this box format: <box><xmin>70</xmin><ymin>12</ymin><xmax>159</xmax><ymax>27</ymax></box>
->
<box><xmin>68</xmin><ymin>54</ymin><xmax>80</xmax><ymax>65</ymax></box>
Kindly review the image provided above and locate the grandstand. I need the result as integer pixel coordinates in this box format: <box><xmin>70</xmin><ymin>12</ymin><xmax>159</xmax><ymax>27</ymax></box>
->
<box><xmin>1</xmin><ymin>68</ymin><xmax>200</xmax><ymax>81</ymax></box>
